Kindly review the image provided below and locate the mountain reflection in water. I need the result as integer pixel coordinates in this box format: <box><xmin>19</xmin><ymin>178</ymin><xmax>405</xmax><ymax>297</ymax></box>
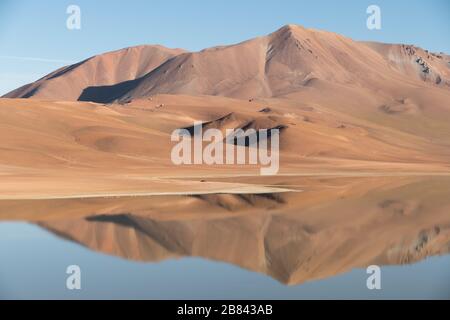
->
<box><xmin>1</xmin><ymin>175</ymin><xmax>448</xmax><ymax>286</ymax></box>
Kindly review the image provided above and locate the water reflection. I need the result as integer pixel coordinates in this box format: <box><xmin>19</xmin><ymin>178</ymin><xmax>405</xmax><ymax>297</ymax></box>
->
<box><xmin>1</xmin><ymin>175</ymin><xmax>448</xmax><ymax>286</ymax></box>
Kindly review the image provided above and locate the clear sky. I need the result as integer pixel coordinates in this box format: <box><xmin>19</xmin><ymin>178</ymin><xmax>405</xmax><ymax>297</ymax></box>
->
<box><xmin>1</xmin><ymin>0</ymin><xmax>449</xmax><ymax>95</ymax></box>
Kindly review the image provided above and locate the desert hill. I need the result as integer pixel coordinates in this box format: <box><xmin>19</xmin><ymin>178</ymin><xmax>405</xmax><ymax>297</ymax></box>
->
<box><xmin>3</xmin><ymin>45</ymin><xmax>185</xmax><ymax>101</ymax></box>
<box><xmin>3</xmin><ymin>24</ymin><xmax>449</xmax><ymax>103</ymax></box>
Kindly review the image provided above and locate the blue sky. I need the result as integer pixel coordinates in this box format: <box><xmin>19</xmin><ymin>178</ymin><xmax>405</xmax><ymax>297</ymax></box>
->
<box><xmin>1</xmin><ymin>0</ymin><xmax>449</xmax><ymax>95</ymax></box>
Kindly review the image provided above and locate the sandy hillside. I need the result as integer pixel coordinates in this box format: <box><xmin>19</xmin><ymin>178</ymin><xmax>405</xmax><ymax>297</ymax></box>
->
<box><xmin>3</xmin><ymin>45</ymin><xmax>185</xmax><ymax>101</ymax></box>
<box><xmin>3</xmin><ymin>25</ymin><xmax>449</xmax><ymax>103</ymax></box>
<box><xmin>0</xmin><ymin>92</ymin><xmax>449</xmax><ymax>199</ymax></box>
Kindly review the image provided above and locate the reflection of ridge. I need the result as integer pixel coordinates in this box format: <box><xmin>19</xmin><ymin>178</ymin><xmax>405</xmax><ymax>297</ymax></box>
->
<box><xmin>87</xmin><ymin>213</ymin><xmax>141</xmax><ymax>229</ymax></box>
<box><xmin>25</xmin><ymin>176</ymin><xmax>450</xmax><ymax>285</ymax></box>
<box><xmin>84</xmin><ymin>214</ymin><xmax>194</xmax><ymax>255</ymax></box>
<box><xmin>39</xmin><ymin>212</ymin><xmax>450</xmax><ymax>285</ymax></box>
<box><xmin>192</xmin><ymin>193</ymin><xmax>286</xmax><ymax>211</ymax></box>
<box><xmin>40</xmin><ymin>213</ymin><xmax>321</xmax><ymax>284</ymax></box>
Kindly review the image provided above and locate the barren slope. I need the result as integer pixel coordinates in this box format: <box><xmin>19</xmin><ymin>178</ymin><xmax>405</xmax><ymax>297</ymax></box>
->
<box><xmin>4</xmin><ymin>25</ymin><xmax>449</xmax><ymax>103</ymax></box>
<box><xmin>0</xmin><ymin>93</ymin><xmax>449</xmax><ymax>199</ymax></box>
<box><xmin>3</xmin><ymin>45</ymin><xmax>185</xmax><ymax>101</ymax></box>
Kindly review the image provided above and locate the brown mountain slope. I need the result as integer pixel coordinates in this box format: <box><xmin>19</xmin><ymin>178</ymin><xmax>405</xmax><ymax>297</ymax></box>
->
<box><xmin>0</xmin><ymin>94</ymin><xmax>449</xmax><ymax>200</ymax></box>
<box><xmin>3</xmin><ymin>25</ymin><xmax>449</xmax><ymax>102</ymax></box>
<box><xmin>362</xmin><ymin>41</ymin><xmax>450</xmax><ymax>86</ymax></box>
<box><xmin>3</xmin><ymin>45</ymin><xmax>185</xmax><ymax>101</ymax></box>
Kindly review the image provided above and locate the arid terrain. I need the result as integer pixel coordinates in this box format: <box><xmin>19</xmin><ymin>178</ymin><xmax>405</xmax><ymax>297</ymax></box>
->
<box><xmin>1</xmin><ymin>24</ymin><xmax>450</xmax><ymax>285</ymax></box>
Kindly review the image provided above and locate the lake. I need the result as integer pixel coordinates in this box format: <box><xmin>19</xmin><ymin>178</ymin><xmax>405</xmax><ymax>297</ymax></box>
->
<box><xmin>1</xmin><ymin>175</ymin><xmax>449</xmax><ymax>299</ymax></box>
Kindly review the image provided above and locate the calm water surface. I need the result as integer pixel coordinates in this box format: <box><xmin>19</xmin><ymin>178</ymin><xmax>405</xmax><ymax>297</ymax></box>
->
<box><xmin>0</xmin><ymin>222</ymin><xmax>449</xmax><ymax>299</ymax></box>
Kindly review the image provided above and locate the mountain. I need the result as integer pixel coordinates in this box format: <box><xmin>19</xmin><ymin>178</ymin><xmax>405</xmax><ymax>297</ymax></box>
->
<box><xmin>3</xmin><ymin>45</ymin><xmax>185</xmax><ymax>101</ymax></box>
<box><xmin>1</xmin><ymin>24</ymin><xmax>450</xmax><ymax>201</ymax></box>
<box><xmin>4</xmin><ymin>24</ymin><xmax>449</xmax><ymax>103</ymax></box>
<box><xmin>1</xmin><ymin>25</ymin><xmax>450</xmax><ymax>285</ymax></box>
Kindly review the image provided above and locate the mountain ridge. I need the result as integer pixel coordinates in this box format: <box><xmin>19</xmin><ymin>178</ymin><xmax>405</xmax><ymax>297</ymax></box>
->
<box><xmin>3</xmin><ymin>24</ymin><xmax>450</xmax><ymax>103</ymax></box>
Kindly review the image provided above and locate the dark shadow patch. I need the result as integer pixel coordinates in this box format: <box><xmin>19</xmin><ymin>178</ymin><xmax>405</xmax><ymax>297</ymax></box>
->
<box><xmin>78</xmin><ymin>78</ymin><xmax>141</xmax><ymax>104</ymax></box>
<box><xmin>231</xmin><ymin>124</ymin><xmax>288</xmax><ymax>147</ymax></box>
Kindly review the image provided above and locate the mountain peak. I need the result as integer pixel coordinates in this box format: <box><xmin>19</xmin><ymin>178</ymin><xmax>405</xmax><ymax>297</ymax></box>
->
<box><xmin>4</xmin><ymin>25</ymin><xmax>449</xmax><ymax>102</ymax></box>
<box><xmin>273</xmin><ymin>24</ymin><xmax>307</xmax><ymax>36</ymax></box>
<box><xmin>280</xmin><ymin>23</ymin><xmax>305</xmax><ymax>31</ymax></box>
